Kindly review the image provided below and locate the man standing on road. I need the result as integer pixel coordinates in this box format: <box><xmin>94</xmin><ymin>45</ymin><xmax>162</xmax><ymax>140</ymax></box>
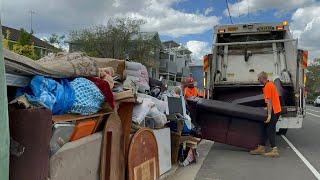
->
<box><xmin>250</xmin><ymin>71</ymin><xmax>282</xmax><ymax>157</ymax></box>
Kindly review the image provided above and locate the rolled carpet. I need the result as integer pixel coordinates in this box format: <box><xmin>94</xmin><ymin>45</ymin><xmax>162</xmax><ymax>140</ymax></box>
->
<box><xmin>124</xmin><ymin>70</ymin><xmax>141</xmax><ymax>78</ymax></box>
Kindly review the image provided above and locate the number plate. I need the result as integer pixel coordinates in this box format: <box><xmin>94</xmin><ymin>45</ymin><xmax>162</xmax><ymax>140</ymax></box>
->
<box><xmin>257</xmin><ymin>26</ymin><xmax>274</xmax><ymax>31</ymax></box>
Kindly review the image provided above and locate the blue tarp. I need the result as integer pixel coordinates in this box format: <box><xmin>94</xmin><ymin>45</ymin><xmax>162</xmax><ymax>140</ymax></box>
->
<box><xmin>16</xmin><ymin>75</ymin><xmax>75</xmax><ymax>115</ymax></box>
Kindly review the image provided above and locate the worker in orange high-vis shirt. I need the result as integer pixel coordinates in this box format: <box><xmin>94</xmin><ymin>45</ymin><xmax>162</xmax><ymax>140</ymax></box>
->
<box><xmin>250</xmin><ymin>71</ymin><xmax>281</xmax><ymax>158</ymax></box>
<box><xmin>184</xmin><ymin>77</ymin><xmax>203</xmax><ymax>98</ymax></box>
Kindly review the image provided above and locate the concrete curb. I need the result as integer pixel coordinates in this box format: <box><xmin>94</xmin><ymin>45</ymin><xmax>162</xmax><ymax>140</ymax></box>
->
<box><xmin>159</xmin><ymin>140</ymin><xmax>214</xmax><ymax>180</ymax></box>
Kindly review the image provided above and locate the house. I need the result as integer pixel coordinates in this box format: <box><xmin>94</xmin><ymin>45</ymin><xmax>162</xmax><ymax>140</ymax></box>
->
<box><xmin>160</xmin><ymin>40</ymin><xmax>192</xmax><ymax>83</ymax></box>
<box><xmin>1</xmin><ymin>26</ymin><xmax>54</xmax><ymax>57</ymax></box>
<box><xmin>129</xmin><ymin>32</ymin><xmax>163</xmax><ymax>79</ymax></box>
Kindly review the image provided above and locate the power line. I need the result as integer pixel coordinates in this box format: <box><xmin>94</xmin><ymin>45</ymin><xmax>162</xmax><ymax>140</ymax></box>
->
<box><xmin>237</xmin><ymin>0</ymin><xmax>241</xmax><ymax>18</ymax></box>
<box><xmin>247</xmin><ymin>0</ymin><xmax>250</xmax><ymax>19</ymax></box>
<box><xmin>225</xmin><ymin>0</ymin><xmax>233</xmax><ymax>24</ymax></box>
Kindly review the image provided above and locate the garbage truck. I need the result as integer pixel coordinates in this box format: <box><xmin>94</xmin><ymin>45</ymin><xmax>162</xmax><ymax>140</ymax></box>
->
<box><xmin>204</xmin><ymin>21</ymin><xmax>308</xmax><ymax>135</ymax></box>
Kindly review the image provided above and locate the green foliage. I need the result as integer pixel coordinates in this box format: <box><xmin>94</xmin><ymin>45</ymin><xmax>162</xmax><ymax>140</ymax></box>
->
<box><xmin>306</xmin><ymin>59</ymin><xmax>320</xmax><ymax>100</ymax></box>
<box><xmin>2</xmin><ymin>29</ymin><xmax>10</xmax><ymax>49</ymax></box>
<box><xmin>44</xmin><ymin>33</ymin><xmax>66</xmax><ymax>53</ymax></box>
<box><xmin>12</xmin><ymin>44</ymin><xmax>35</xmax><ymax>59</ymax></box>
<box><xmin>69</xmin><ymin>18</ymin><xmax>160</xmax><ymax>69</ymax></box>
<box><xmin>17</xmin><ymin>29</ymin><xmax>33</xmax><ymax>46</ymax></box>
<box><xmin>34</xmin><ymin>48</ymin><xmax>42</xmax><ymax>60</ymax></box>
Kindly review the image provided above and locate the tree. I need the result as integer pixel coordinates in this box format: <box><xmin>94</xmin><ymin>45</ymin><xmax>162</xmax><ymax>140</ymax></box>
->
<box><xmin>2</xmin><ymin>29</ymin><xmax>10</xmax><ymax>49</ymax></box>
<box><xmin>306</xmin><ymin>58</ymin><xmax>320</xmax><ymax>100</ymax></box>
<box><xmin>12</xmin><ymin>29</ymin><xmax>35</xmax><ymax>59</ymax></box>
<box><xmin>44</xmin><ymin>33</ymin><xmax>66</xmax><ymax>53</ymax></box>
<box><xmin>69</xmin><ymin>18</ymin><xmax>157</xmax><ymax>64</ymax></box>
<box><xmin>70</xmin><ymin>18</ymin><xmax>144</xmax><ymax>59</ymax></box>
<box><xmin>69</xmin><ymin>18</ymin><xmax>161</xmax><ymax>69</ymax></box>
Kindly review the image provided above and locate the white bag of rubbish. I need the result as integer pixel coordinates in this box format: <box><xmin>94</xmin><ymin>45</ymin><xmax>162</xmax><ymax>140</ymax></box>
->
<box><xmin>137</xmin><ymin>93</ymin><xmax>168</xmax><ymax>113</ymax></box>
<box><xmin>132</xmin><ymin>98</ymin><xmax>154</xmax><ymax>124</ymax></box>
<box><xmin>147</xmin><ymin>106</ymin><xmax>168</xmax><ymax>128</ymax></box>
<box><xmin>123</xmin><ymin>76</ymin><xmax>140</xmax><ymax>90</ymax></box>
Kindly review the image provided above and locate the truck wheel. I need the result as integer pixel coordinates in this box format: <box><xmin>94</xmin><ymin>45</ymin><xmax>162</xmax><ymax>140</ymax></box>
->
<box><xmin>277</xmin><ymin>128</ymin><xmax>288</xmax><ymax>135</ymax></box>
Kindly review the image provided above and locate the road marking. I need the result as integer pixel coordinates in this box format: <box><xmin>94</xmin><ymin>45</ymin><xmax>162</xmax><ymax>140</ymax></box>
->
<box><xmin>307</xmin><ymin>109</ymin><xmax>320</xmax><ymax>113</ymax></box>
<box><xmin>306</xmin><ymin>112</ymin><xmax>320</xmax><ymax>118</ymax></box>
<box><xmin>282</xmin><ymin>135</ymin><xmax>320</xmax><ymax>180</ymax></box>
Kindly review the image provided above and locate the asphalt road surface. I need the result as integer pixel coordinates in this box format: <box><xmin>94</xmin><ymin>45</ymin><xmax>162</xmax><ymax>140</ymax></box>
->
<box><xmin>195</xmin><ymin>106</ymin><xmax>320</xmax><ymax>180</ymax></box>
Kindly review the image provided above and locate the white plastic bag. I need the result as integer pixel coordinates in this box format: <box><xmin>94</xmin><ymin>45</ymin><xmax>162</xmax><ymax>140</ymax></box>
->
<box><xmin>137</xmin><ymin>93</ymin><xmax>168</xmax><ymax>113</ymax></box>
<box><xmin>132</xmin><ymin>98</ymin><xmax>154</xmax><ymax>124</ymax></box>
<box><xmin>147</xmin><ymin>106</ymin><xmax>168</xmax><ymax>128</ymax></box>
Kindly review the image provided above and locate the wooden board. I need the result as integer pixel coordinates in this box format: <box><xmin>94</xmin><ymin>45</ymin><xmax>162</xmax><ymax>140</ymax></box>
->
<box><xmin>92</xmin><ymin>114</ymin><xmax>108</xmax><ymax>133</ymax></box>
<box><xmin>117</xmin><ymin>102</ymin><xmax>134</xmax><ymax>160</ymax></box>
<box><xmin>128</xmin><ymin>128</ymin><xmax>160</xmax><ymax>180</ymax></box>
<box><xmin>100</xmin><ymin>113</ymin><xmax>125</xmax><ymax>180</ymax></box>
<box><xmin>52</xmin><ymin>111</ymin><xmax>112</xmax><ymax>123</ymax></box>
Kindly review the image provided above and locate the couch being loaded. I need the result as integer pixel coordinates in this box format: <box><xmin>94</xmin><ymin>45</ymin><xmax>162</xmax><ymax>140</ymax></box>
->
<box><xmin>187</xmin><ymin>98</ymin><xmax>267</xmax><ymax>150</ymax></box>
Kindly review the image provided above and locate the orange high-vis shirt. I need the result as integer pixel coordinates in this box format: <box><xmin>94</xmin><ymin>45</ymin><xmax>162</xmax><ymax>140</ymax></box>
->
<box><xmin>263</xmin><ymin>81</ymin><xmax>281</xmax><ymax>114</ymax></box>
<box><xmin>185</xmin><ymin>87</ymin><xmax>203</xmax><ymax>98</ymax></box>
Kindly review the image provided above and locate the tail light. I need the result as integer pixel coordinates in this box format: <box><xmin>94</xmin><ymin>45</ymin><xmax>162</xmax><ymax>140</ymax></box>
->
<box><xmin>276</xmin><ymin>26</ymin><xmax>284</xmax><ymax>30</ymax></box>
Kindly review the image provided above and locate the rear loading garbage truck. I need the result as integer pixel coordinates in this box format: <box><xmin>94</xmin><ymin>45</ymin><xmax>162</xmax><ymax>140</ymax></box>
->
<box><xmin>205</xmin><ymin>22</ymin><xmax>307</xmax><ymax>135</ymax></box>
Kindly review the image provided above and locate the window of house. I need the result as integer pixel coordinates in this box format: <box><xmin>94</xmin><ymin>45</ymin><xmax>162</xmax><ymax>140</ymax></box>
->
<box><xmin>170</xmin><ymin>54</ymin><xmax>174</xmax><ymax>62</ymax></box>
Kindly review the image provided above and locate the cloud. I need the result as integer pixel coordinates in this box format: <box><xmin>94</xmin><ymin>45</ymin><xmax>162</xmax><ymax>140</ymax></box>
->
<box><xmin>290</xmin><ymin>5</ymin><xmax>320</xmax><ymax>60</ymax></box>
<box><xmin>1</xmin><ymin>0</ymin><xmax>220</xmax><ymax>38</ymax></box>
<box><xmin>186</xmin><ymin>40</ymin><xmax>211</xmax><ymax>64</ymax></box>
<box><xmin>116</xmin><ymin>1</ymin><xmax>220</xmax><ymax>37</ymax></box>
<box><xmin>224</xmin><ymin>0</ymin><xmax>314</xmax><ymax>17</ymax></box>
<box><xmin>204</xmin><ymin>7</ymin><xmax>214</xmax><ymax>16</ymax></box>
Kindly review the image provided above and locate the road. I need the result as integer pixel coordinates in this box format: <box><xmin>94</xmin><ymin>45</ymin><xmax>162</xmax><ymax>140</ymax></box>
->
<box><xmin>195</xmin><ymin>106</ymin><xmax>320</xmax><ymax>180</ymax></box>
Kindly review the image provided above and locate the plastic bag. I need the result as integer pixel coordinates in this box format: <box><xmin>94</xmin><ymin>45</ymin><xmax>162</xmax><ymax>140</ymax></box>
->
<box><xmin>182</xmin><ymin>114</ymin><xmax>192</xmax><ymax>134</ymax></box>
<box><xmin>147</xmin><ymin>106</ymin><xmax>168</xmax><ymax>128</ymax></box>
<box><xmin>132</xmin><ymin>98</ymin><xmax>154</xmax><ymax>124</ymax></box>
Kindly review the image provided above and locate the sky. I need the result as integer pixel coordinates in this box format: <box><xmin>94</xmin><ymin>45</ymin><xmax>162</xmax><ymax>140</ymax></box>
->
<box><xmin>1</xmin><ymin>0</ymin><xmax>320</xmax><ymax>63</ymax></box>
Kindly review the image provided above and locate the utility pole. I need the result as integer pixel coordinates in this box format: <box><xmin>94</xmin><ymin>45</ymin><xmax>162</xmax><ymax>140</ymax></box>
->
<box><xmin>30</xmin><ymin>11</ymin><xmax>37</xmax><ymax>32</ymax></box>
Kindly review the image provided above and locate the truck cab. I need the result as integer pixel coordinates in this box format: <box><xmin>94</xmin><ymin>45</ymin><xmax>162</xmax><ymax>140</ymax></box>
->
<box><xmin>206</xmin><ymin>22</ymin><xmax>307</xmax><ymax>134</ymax></box>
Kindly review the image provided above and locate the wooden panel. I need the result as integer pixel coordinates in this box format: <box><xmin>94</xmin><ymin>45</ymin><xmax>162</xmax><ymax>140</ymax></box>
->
<box><xmin>9</xmin><ymin>108</ymin><xmax>52</xmax><ymax>180</ymax></box>
<box><xmin>100</xmin><ymin>113</ymin><xmax>125</xmax><ymax>180</ymax></box>
<box><xmin>53</xmin><ymin>111</ymin><xmax>111</xmax><ymax>123</ymax></box>
<box><xmin>117</xmin><ymin>102</ymin><xmax>134</xmax><ymax>159</ymax></box>
<box><xmin>128</xmin><ymin>128</ymin><xmax>160</xmax><ymax>180</ymax></box>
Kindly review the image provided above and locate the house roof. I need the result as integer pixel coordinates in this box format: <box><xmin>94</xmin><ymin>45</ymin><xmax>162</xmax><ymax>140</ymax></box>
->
<box><xmin>131</xmin><ymin>31</ymin><xmax>163</xmax><ymax>50</ymax></box>
<box><xmin>131</xmin><ymin>32</ymin><xmax>158</xmax><ymax>41</ymax></box>
<box><xmin>177</xmin><ymin>47</ymin><xmax>192</xmax><ymax>54</ymax></box>
<box><xmin>2</xmin><ymin>25</ymin><xmax>54</xmax><ymax>49</ymax></box>
<box><xmin>162</xmin><ymin>40</ymin><xmax>180</xmax><ymax>48</ymax></box>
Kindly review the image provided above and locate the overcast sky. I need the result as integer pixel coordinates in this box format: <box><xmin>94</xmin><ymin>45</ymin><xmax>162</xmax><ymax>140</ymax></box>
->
<box><xmin>1</xmin><ymin>0</ymin><xmax>320</xmax><ymax>62</ymax></box>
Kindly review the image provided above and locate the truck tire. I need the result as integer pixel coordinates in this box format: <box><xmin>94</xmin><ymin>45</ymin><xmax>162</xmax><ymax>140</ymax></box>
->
<box><xmin>277</xmin><ymin>128</ymin><xmax>288</xmax><ymax>135</ymax></box>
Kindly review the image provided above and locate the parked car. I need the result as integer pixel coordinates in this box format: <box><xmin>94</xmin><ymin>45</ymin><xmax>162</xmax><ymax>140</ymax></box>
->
<box><xmin>314</xmin><ymin>96</ymin><xmax>320</xmax><ymax>107</ymax></box>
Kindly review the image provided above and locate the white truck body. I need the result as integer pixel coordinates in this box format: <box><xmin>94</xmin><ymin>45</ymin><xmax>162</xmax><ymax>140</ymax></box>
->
<box><xmin>206</xmin><ymin>22</ymin><xmax>307</xmax><ymax>132</ymax></box>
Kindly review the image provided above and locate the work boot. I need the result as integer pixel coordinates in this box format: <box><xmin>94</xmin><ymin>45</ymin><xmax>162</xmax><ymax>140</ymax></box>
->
<box><xmin>264</xmin><ymin>147</ymin><xmax>279</xmax><ymax>157</ymax></box>
<box><xmin>250</xmin><ymin>145</ymin><xmax>265</xmax><ymax>155</ymax></box>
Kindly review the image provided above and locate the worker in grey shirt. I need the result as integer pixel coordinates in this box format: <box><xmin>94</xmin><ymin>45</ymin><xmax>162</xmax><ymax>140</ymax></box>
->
<box><xmin>174</xmin><ymin>80</ymin><xmax>187</xmax><ymax>97</ymax></box>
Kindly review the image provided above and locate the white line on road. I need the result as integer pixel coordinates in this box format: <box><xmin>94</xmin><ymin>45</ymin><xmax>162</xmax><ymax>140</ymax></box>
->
<box><xmin>282</xmin><ymin>135</ymin><xmax>320</xmax><ymax>180</ymax></box>
<box><xmin>306</xmin><ymin>112</ymin><xmax>320</xmax><ymax>118</ymax></box>
<box><xmin>307</xmin><ymin>109</ymin><xmax>320</xmax><ymax>113</ymax></box>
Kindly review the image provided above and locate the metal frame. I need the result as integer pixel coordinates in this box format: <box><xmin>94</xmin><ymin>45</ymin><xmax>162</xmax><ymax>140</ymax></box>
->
<box><xmin>0</xmin><ymin>24</ymin><xmax>10</xmax><ymax>180</ymax></box>
<box><xmin>214</xmin><ymin>39</ymin><xmax>297</xmax><ymax>46</ymax></box>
